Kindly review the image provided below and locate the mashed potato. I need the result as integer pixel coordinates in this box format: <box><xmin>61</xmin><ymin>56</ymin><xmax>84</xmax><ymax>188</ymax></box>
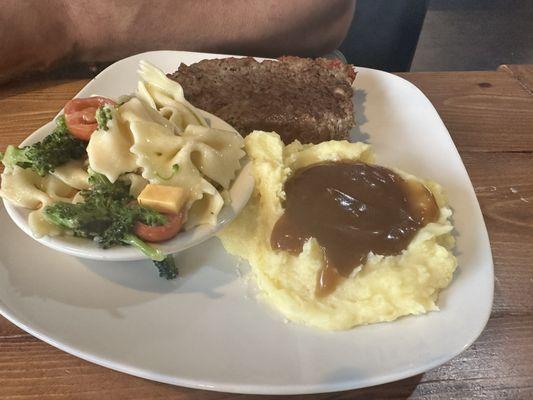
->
<box><xmin>218</xmin><ymin>131</ymin><xmax>457</xmax><ymax>330</ymax></box>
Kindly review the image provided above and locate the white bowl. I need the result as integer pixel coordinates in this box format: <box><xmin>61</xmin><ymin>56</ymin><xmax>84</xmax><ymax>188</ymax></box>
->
<box><xmin>3</xmin><ymin>93</ymin><xmax>254</xmax><ymax>261</ymax></box>
<box><xmin>0</xmin><ymin>51</ymin><xmax>493</xmax><ymax>394</ymax></box>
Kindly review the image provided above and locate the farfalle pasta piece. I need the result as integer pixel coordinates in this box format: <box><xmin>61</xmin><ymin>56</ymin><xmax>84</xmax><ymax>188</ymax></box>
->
<box><xmin>129</xmin><ymin>121</ymin><xmax>200</xmax><ymax>199</ymax></box>
<box><xmin>185</xmin><ymin>178</ymin><xmax>225</xmax><ymax>228</ymax></box>
<box><xmin>0</xmin><ymin>166</ymin><xmax>75</xmax><ymax>209</ymax></box>
<box><xmin>28</xmin><ymin>208</ymin><xmax>64</xmax><ymax>237</ymax></box>
<box><xmin>0</xmin><ymin>166</ymin><xmax>79</xmax><ymax>237</ymax></box>
<box><xmin>136</xmin><ymin>60</ymin><xmax>208</xmax><ymax>132</ymax></box>
<box><xmin>120</xmin><ymin>172</ymin><xmax>149</xmax><ymax>198</ymax></box>
<box><xmin>87</xmin><ymin>106</ymin><xmax>138</xmax><ymax>183</ymax></box>
<box><xmin>129</xmin><ymin>120</ymin><xmax>245</xmax><ymax>225</ymax></box>
<box><xmin>130</xmin><ymin>122</ymin><xmax>245</xmax><ymax>190</ymax></box>
<box><xmin>119</xmin><ymin>97</ymin><xmax>176</xmax><ymax>133</ymax></box>
<box><xmin>180</xmin><ymin>125</ymin><xmax>245</xmax><ymax>189</ymax></box>
<box><xmin>51</xmin><ymin>159</ymin><xmax>90</xmax><ymax>190</ymax></box>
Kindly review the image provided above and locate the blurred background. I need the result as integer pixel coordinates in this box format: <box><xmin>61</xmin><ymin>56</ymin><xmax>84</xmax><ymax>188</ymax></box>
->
<box><xmin>22</xmin><ymin>0</ymin><xmax>533</xmax><ymax>80</ymax></box>
<box><xmin>339</xmin><ymin>0</ymin><xmax>533</xmax><ymax>72</ymax></box>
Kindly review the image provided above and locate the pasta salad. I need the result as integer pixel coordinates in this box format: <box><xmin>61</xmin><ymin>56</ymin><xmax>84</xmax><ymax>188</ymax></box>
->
<box><xmin>0</xmin><ymin>61</ymin><xmax>245</xmax><ymax>278</ymax></box>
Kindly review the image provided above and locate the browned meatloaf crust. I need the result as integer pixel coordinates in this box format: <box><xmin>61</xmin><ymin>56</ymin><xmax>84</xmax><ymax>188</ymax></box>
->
<box><xmin>168</xmin><ymin>56</ymin><xmax>356</xmax><ymax>144</ymax></box>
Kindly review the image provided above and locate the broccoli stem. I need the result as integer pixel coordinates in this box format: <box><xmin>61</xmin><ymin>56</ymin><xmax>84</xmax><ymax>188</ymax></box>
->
<box><xmin>121</xmin><ymin>234</ymin><xmax>178</xmax><ymax>280</ymax></box>
<box><xmin>43</xmin><ymin>207</ymin><xmax>78</xmax><ymax>230</ymax></box>
<box><xmin>121</xmin><ymin>233</ymin><xmax>165</xmax><ymax>262</ymax></box>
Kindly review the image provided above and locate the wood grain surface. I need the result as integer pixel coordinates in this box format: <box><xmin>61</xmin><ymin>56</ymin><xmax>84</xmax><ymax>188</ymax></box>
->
<box><xmin>0</xmin><ymin>65</ymin><xmax>532</xmax><ymax>399</ymax></box>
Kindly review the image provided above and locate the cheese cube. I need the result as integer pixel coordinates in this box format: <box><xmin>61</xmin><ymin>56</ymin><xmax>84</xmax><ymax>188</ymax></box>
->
<box><xmin>137</xmin><ymin>184</ymin><xmax>188</xmax><ymax>214</ymax></box>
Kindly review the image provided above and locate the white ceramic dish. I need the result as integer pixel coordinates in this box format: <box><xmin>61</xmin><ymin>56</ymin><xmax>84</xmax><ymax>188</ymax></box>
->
<box><xmin>3</xmin><ymin>86</ymin><xmax>254</xmax><ymax>261</ymax></box>
<box><xmin>0</xmin><ymin>50</ymin><xmax>493</xmax><ymax>394</ymax></box>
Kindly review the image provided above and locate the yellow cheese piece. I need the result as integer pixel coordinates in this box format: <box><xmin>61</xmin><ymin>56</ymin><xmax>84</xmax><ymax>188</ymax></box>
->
<box><xmin>137</xmin><ymin>184</ymin><xmax>187</xmax><ymax>214</ymax></box>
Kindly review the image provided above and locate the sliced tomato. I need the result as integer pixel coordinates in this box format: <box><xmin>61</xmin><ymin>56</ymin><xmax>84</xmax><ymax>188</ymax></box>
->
<box><xmin>134</xmin><ymin>212</ymin><xmax>184</xmax><ymax>243</ymax></box>
<box><xmin>64</xmin><ymin>96</ymin><xmax>116</xmax><ymax>141</ymax></box>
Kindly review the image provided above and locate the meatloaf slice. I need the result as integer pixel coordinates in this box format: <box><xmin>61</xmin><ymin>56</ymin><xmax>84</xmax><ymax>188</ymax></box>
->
<box><xmin>168</xmin><ymin>57</ymin><xmax>356</xmax><ymax>144</ymax></box>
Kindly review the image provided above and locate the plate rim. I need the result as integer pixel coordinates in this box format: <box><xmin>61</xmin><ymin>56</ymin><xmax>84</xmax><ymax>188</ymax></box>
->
<box><xmin>0</xmin><ymin>49</ymin><xmax>494</xmax><ymax>395</ymax></box>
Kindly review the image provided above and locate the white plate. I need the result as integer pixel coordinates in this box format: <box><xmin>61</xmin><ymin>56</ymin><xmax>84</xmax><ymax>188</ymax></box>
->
<box><xmin>0</xmin><ymin>50</ymin><xmax>493</xmax><ymax>394</ymax></box>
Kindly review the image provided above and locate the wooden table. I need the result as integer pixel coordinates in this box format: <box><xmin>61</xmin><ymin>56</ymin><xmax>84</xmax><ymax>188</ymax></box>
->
<box><xmin>0</xmin><ymin>65</ymin><xmax>532</xmax><ymax>399</ymax></box>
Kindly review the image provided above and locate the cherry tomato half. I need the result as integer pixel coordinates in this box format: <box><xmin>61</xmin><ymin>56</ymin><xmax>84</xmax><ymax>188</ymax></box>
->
<box><xmin>134</xmin><ymin>212</ymin><xmax>184</xmax><ymax>243</ymax></box>
<box><xmin>64</xmin><ymin>96</ymin><xmax>116</xmax><ymax>141</ymax></box>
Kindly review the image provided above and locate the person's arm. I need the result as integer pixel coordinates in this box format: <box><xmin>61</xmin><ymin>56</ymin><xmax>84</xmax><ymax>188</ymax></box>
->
<box><xmin>0</xmin><ymin>0</ymin><xmax>77</xmax><ymax>82</ymax></box>
<box><xmin>0</xmin><ymin>0</ymin><xmax>355</xmax><ymax>83</ymax></box>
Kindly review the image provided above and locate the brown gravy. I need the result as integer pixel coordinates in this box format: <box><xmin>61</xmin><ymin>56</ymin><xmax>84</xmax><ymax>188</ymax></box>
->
<box><xmin>270</xmin><ymin>162</ymin><xmax>439</xmax><ymax>297</ymax></box>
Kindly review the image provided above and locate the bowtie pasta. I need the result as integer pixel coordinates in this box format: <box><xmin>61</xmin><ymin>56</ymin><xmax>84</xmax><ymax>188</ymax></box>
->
<box><xmin>0</xmin><ymin>60</ymin><xmax>246</xmax><ymax>261</ymax></box>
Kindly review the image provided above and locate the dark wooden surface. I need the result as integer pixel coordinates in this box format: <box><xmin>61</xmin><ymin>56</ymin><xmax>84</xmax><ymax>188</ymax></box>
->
<box><xmin>0</xmin><ymin>66</ymin><xmax>532</xmax><ymax>399</ymax></box>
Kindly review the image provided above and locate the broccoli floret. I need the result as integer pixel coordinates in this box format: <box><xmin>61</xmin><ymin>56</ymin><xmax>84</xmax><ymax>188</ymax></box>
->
<box><xmin>95</xmin><ymin>105</ymin><xmax>113</xmax><ymax>130</ymax></box>
<box><xmin>152</xmin><ymin>255</ymin><xmax>178</xmax><ymax>279</ymax></box>
<box><xmin>1</xmin><ymin>115</ymin><xmax>86</xmax><ymax>176</ymax></box>
<box><xmin>43</xmin><ymin>201</ymin><xmax>109</xmax><ymax>238</ymax></box>
<box><xmin>138</xmin><ymin>206</ymin><xmax>167</xmax><ymax>226</ymax></box>
<box><xmin>44</xmin><ymin>173</ymin><xmax>177</xmax><ymax>279</ymax></box>
<box><xmin>81</xmin><ymin>172</ymin><xmax>133</xmax><ymax>207</ymax></box>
